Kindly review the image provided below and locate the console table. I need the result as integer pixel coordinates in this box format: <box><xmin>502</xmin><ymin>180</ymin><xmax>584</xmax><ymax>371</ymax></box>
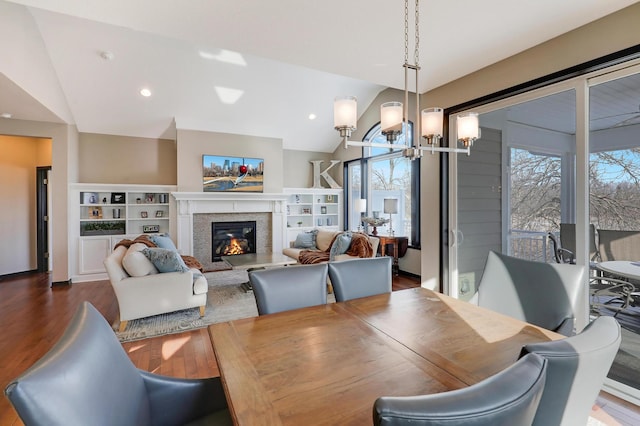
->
<box><xmin>374</xmin><ymin>234</ymin><xmax>408</xmax><ymax>275</ymax></box>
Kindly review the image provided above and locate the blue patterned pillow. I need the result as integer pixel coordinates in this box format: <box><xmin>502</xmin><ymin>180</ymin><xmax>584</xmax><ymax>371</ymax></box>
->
<box><xmin>142</xmin><ymin>248</ymin><xmax>189</xmax><ymax>273</ymax></box>
<box><xmin>294</xmin><ymin>230</ymin><xmax>318</xmax><ymax>248</ymax></box>
<box><xmin>330</xmin><ymin>232</ymin><xmax>352</xmax><ymax>261</ymax></box>
<box><xmin>149</xmin><ymin>233</ymin><xmax>178</xmax><ymax>251</ymax></box>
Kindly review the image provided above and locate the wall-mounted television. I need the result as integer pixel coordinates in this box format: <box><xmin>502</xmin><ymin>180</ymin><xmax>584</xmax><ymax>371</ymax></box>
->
<box><xmin>202</xmin><ymin>155</ymin><xmax>264</xmax><ymax>192</ymax></box>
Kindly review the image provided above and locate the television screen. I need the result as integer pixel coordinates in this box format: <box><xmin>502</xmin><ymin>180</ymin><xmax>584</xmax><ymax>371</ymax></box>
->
<box><xmin>202</xmin><ymin>155</ymin><xmax>264</xmax><ymax>192</ymax></box>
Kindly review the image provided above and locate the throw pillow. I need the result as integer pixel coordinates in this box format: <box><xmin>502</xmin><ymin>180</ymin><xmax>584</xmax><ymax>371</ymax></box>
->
<box><xmin>122</xmin><ymin>243</ymin><xmax>158</xmax><ymax>277</ymax></box>
<box><xmin>149</xmin><ymin>233</ymin><xmax>178</xmax><ymax>251</ymax></box>
<box><xmin>330</xmin><ymin>232</ymin><xmax>352</xmax><ymax>261</ymax></box>
<box><xmin>142</xmin><ymin>247</ymin><xmax>189</xmax><ymax>273</ymax></box>
<box><xmin>294</xmin><ymin>230</ymin><xmax>318</xmax><ymax>249</ymax></box>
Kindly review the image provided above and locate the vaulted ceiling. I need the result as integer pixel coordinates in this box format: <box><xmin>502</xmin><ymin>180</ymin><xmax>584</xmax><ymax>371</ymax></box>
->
<box><xmin>0</xmin><ymin>0</ymin><xmax>638</xmax><ymax>152</ymax></box>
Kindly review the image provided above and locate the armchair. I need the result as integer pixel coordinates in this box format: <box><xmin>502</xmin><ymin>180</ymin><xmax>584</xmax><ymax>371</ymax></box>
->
<box><xmin>104</xmin><ymin>244</ymin><xmax>208</xmax><ymax>332</ymax></box>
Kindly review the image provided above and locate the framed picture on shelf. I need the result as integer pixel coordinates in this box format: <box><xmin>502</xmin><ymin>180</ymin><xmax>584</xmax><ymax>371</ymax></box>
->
<box><xmin>320</xmin><ymin>206</ymin><xmax>327</xmax><ymax>214</ymax></box>
<box><xmin>302</xmin><ymin>207</ymin><xmax>311</xmax><ymax>214</ymax></box>
<box><xmin>88</xmin><ymin>206</ymin><xmax>103</xmax><ymax>219</ymax></box>
<box><xmin>141</xmin><ymin>211</ymin><xmax>148</xmax><ymax>218</ymax></box>
<box><xmin>326</xmin><ymin>195</ymin><xmax>334</xmax><ymax>202</ymax></box>
<box><xmin>155</xmin><ymin>210</ymin><xmax>164</xmax><ymax>217</ymax></box>
<box><xmin>82</xmin><ymin>192</ymin><xmax>99</xmax><ymax>204</ymax></box>
<box><xmin>110</xmin><ymin>192</ymin><xmax>125</xmax><ymax>204</ymax></box>
<box><xmin>143</xmin><ymin>224</ymin><xmax>160</xmax><ymax>233</ymax></box>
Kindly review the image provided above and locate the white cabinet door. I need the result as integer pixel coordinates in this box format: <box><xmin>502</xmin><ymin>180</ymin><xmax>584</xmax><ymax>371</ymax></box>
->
<box><xmin>78</xmin><ymin>237</ymin><xmax>111</xmax><ymax>274</ymax></box>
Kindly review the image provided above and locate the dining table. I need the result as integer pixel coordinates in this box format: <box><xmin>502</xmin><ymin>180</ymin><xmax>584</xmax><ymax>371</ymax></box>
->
<box><xmin>207</xmin><ymin>287</ymin><xmax>562</xmax><ymax>426</ymax></box>
<box><xmin>597</xmin><ymin>260</ymin><xmax>640</xmax><ymax>281</ymax></box>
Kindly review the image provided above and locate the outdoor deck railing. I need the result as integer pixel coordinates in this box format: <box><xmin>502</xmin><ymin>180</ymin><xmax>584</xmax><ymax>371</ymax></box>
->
<box><xmin>509</xmin><ymin>229</ymin><xmax>554</xmax><ymax>263</ymax></box>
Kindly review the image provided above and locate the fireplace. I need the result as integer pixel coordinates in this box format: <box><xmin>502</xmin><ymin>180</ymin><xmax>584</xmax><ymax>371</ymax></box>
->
<box><xmin>211</xmin><ymin>221</ymin><xmax>257</xmax><ymax>261</ymax></box>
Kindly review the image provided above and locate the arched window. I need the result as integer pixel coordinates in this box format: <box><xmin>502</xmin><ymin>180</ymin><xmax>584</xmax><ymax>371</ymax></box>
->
<box><xmin>345</xmin><ymin>121</ymin><xmax>419</xmax><ymax>247</ymax></box>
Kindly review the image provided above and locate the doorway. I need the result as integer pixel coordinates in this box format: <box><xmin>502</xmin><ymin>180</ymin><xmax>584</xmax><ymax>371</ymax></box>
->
<box><xmin>36</xmin><ymin>166</ymin><xmax>51</xmax><ymax>272</ymax></box>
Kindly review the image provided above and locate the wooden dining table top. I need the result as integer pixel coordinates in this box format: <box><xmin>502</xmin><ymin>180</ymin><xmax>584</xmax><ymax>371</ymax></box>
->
<box><xmin>208</xmin><ymin>287</ymin><xmax>562</xmax><ymax>426</ymax></box>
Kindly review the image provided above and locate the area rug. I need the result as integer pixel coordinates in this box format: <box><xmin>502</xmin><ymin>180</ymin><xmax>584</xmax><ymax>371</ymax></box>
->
<box><xmin>114</xmin><ymin>270</ymin><xmax>258</xmax><ymax>342</ymax></box>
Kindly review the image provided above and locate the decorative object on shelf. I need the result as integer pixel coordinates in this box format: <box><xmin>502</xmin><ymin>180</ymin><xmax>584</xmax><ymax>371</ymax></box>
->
<box><xmin>145</xmin><ymin>193</ymin><xmax>155</xmax><ymax>203</ymax></box>
<box><xmin>143</xmin><ymin>224</ymin><xmax>160</xmax><ymax>233</ymax></box>
<box><xmin>327</xmin><ymin>195</ymin><xmax>334</xmax><ymax>202</ymax></box>
<box><xmin>88</xmin><ymin>206</ymin><xmax>103</xmax><ymax>219</ymax></box>
<box><xmin>302</xmin><ymin>208</ymin><xmax>311</xmax><ymax>214</ymax></box>
<box><xmin>111</xmin><ymin>192</ymin><xmax>125</xmax><ymax>204</ymax></box>
<box><xmin>362</xmin><ymin>216</ymin><xmax>389</xmax><ymax>236</ymax></box>
<box><xmin>112</xmin><ymin>208</ymin><xmax>121</xmax><ymax>219</ymax></box>
<box><xmin>82</xmin><ymin>192</ymin><xmax>98</xmax><ymax>204</ymax></box>
<box><xmin>326</xmin><ymin>217</ymin><xmax>332</xmax><ymax>226</ymax></box>
<box><xmin>80</xmin><ymin>221</ymin><xmax>125</xmax><ymax>236</ymax></box>
<box><xmin>297</xmin><ymin>221</ymin><xmax>303</xmax><ymax>227</ymax></box>
<box><xmin>102</xmin><ymin>197</ymin><xmax>107</xmax><ymax>204</ymax></box>
<box><xmin>295</xmin><ymin>195</ymin><xmax>300</xmax><ymax>203</ymax></box>
<box><xmin>155</xmin><ymin>210</ymin><xmax>164</xmax><ymax>217</ymax></box>
<box><xmin>384</xmin><ymin>198</ymin><xmax>399</xmax><ymax>236</ymax></box>
<box><xmin>136</xmin><ymin>198</ymin><xmax>142</xmax><ymax>204</ymax></box>
<box><xmin>202</xmin><ymin>154</ymin><xmax>264</xmax><ymax>192</ymax></box>
<box><xmin>333</xmin><ymin>0</ymin><xmax>479</xmax><ymax>159</ymax></box>
<box><xmin>159</xmin><ymin>193</ymin><xmax>168</xmax><ymax>203</ymax></box>
<box><xmin>354</xmin><ymin>198</ymin><xmax>367</xmax><ymax>231</ymax></box>
<box><xmin>321</xmin><ymin>206</ymin><xmax>327</xmax><ymax>214</ymax></box>
<box><xmin>141</xmin><ymin>211</ymin><xmax>148</xmax><ymax>218</ymax></box>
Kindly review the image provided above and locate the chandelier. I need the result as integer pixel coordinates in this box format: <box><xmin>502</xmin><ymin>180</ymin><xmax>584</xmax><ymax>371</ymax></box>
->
<box><xmin>333</xmin><ymin>0</ymin><xmax>479</xmax><ymax>159</ymax></box>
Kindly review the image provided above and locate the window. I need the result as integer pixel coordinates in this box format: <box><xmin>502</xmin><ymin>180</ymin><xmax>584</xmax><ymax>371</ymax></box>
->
<box><xmin>345</xmin><ymin>122</ymin><xmax>419</xmax><ymax>246</ymax></box>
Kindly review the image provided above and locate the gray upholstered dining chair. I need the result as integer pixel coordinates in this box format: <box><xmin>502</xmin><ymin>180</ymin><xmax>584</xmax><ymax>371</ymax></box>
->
<box><xmin>373</xmin><ymin>353</ymin><xmax>547</xmax><ymax>426</ymax></box>
<box><xmin>327</xmin><ymin>256</ymin><xmax>392</xmax><ymax>302</ymax></box>
<box><xmin>470</xmin><ymin>250</ymin><xmax>585</xmax><ymax>336</ymax></box>
<box><xmin>249</xmin><ymin>263</ymin><xmax>328</xmax><ymax>315</ymax></box>
<box><xmin>4</xmin><ymin>302</ymin><xmax>231</xmax><ymax>426</ymax></box>
<box><xmin>519</xmin><ymin>315</ymin><xmax>621</xmax><ymax>426</ymax></box>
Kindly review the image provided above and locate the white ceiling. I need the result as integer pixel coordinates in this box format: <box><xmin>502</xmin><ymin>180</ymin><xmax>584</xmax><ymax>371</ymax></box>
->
<box><xmin>1</xmin><ymin>0</ymin><xmax>638</xmax><ymax>152</ymax></box>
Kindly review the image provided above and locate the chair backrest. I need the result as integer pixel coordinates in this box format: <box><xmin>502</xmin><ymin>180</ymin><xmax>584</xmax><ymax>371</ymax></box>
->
<box><xmin>520</xmin><ymin>316</ymin><xmax>621</xmax><ymax>426</ymax></box>
<box><xmin>5</xmin><ymin>302</ymin><xmax>152</xmax><ymax>426</ymax></box>
<box><xmin>327</xmin><ymin>257</ymin><xmax>392</xmax><ymax>302</ymax></box>
<box><xmin>559</xmin><ymin>223</ymin><xmax>599</xmax><ymax>262</ymax></box>
<box><xmin>474</xmin><ymin>251</ymin><xmax>585</xmax><ymax>335</ymax></box>
<box><xmin>249</xmin><ymin>263</ymin><xmax>328</xmax><ymax>315</ymax></box>
<box><xmin>597</xmin><ymin>229</ymin><xmax>640</xmax><ymax>261</ymax></box>
<box><xmin>373</xmin><ymin>353</ymin><xmax>547</xmax><ymax>426</ymax></box>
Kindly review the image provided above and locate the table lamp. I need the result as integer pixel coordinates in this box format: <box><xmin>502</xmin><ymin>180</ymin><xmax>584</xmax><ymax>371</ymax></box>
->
<box><xmin>354</xmin><ymin>198</ymin><xmax>367</xmax><ymax>231</ymax></box>
<box><xmin>383</xmin><ymin>198</ymin><xmax>398</xmax><ymax>235</ymax></box>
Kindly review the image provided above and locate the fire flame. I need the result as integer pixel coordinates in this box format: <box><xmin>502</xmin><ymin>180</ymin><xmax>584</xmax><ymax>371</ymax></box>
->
<box><xmin>224</xmin><ymin>238</ymin><xmax>245</xmax><ymax>255</ymax></box>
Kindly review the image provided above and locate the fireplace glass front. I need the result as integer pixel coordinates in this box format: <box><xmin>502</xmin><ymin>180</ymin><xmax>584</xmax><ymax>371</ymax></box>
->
<box><xmin>211</xmin><ymin>221</ymin><xmax>257</xmax><ymax>261</ymax></box>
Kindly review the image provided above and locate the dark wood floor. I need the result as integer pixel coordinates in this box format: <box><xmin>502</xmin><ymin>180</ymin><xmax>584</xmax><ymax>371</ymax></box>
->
<box><xmin>0</xmin><ymin>271</ymin><xmax>637</xmax><ymax>425</ymax></box>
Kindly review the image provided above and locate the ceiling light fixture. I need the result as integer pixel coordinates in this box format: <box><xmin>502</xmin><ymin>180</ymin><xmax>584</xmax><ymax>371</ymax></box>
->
<box><xmin>140</xmin><ymin>88</ymin><xmax>152</xmax><ymax>97</ymax></box>
<box><xmin>334</xmin><ymin>0</ymin><xmax>479</xmax><ymax>158</ymax></box>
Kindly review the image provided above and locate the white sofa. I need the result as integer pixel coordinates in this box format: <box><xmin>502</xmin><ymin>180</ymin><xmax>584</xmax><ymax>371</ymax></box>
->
<box><xmin>104</xmin><ymin>244</ymin><xmax>208</xmax><ymax>332</ymax></box>
<box><xmin>283</xmin><ymin>229</ymin><xmax>379</xmax><ymax>263</ymax></box>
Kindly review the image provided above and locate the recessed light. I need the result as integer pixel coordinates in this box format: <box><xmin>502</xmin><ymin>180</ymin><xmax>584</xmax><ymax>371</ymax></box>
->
<box><xmin>140</xmin><ymin>88</ymin><xmax>152</xmax><ymax>97</ymax></box>
<box><xmin>100</xmin><ymin>51</ymin><xmax>115</xmax><ymax>61</ymax></box>
<box><xmin>1</xmin><ymin>113</ymin><xmax>12</xmax><ymax>119</ymax></box>
<box><xmin>308</xmin><ymin>114</ymin><xmax>317</xmax><ymax>120</ymax></box>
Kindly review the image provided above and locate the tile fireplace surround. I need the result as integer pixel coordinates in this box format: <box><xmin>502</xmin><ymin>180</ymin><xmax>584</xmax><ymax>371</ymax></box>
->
<box><xmin>172</xmin><ymin>192</ymin><xmax>288</xmax><ymax>270</ymax></box>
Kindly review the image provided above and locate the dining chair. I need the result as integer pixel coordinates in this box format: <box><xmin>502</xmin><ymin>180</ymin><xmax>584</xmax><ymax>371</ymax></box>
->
<box><xmin>249</xmin><ymin>263</ymin><xmax>328</xmax><ymax>315</ymax></box>
<box><xmin>373</xmin><ymin>353</ymin><xmax>547</xmax><ymax>426</ymax></box>
<box><xmin>519</xmin><ymin>315</ymin><xmax>621</xmax><ymax>426</ymax></box>
<box><xmin>327</xmin><ymin>256</ymin><xmax>392</xmax><ymax>302</ymax></box>
<box><xmin>548</xmin><ymin>223</ymin><xmax>600</xmax><ymax>265</ymax></box>
<box><xmin>471</xmin><ymin>250</ymin><xmax>585</xmax><ymax>336</ymax></box>
<box><xmin>4</xmin><ymin>302</ymin><xmax>231</xmax><ymax>426</ymax></box>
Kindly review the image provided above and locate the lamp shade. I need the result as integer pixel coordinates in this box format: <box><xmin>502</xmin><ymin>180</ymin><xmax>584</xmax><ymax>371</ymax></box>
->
<box><xmin>354</xmin><ymin>198</ymin><xmax>367</xmax><ymax>213</ymax></box>
<box><xmin>383</xmin><ymin>198</ymin><xmax>398</xmax><ymax>214</ymax></box>
<box><xmin>334</xmin><ymin>96</ymin><xmax>357</xmax><ymax>129</ymax></box>
<box><xmin>421</xmin><ymin>107</ymin><xmax>443</xmax><ymax>137</ymax></box>
<box><xmin>381</xmin><ymin>102</ymin><xmax>403</xmax><ymax>133</ymax></box>
<box><xmin>457</xmin><ymin>112</ymin><xmax>479</xmax><ymax>140</ymax></box>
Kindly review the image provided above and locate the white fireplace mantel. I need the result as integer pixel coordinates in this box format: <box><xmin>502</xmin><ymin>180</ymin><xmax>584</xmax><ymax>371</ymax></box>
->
<box><xmin>172</xmin><ymin>192</ymin><xmax>288</xmax><ymax>256</ymax></box>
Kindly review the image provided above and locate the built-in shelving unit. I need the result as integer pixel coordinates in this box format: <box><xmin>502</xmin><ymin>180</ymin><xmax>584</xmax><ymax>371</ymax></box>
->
<box><xmin>70</xmin><ymin>184</ymin><xmax>176</xmax><ymax>282</ymax></box>
<box><xmin>283</xmin><ymin>188</ymin><xmax>342</xmax><ymax>243</ymax></box>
